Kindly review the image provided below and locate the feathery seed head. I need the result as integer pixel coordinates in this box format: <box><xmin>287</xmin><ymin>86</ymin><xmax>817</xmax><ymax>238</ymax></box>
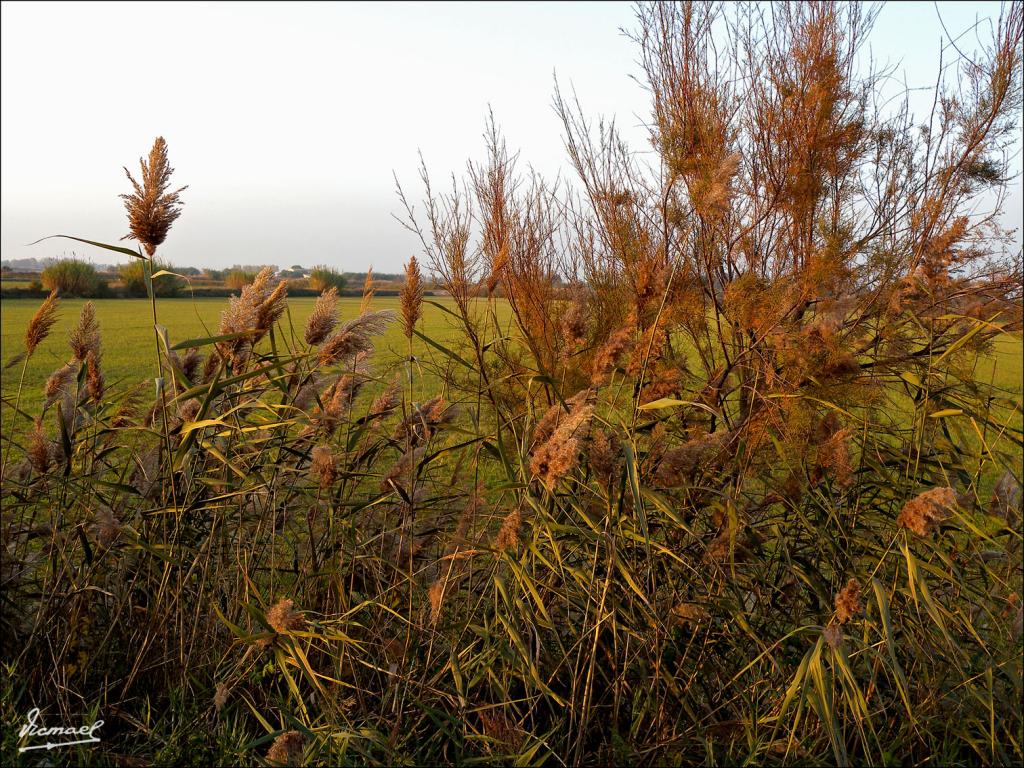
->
<box><xmin>212</xmin><ymin>683</ymin><xmax>229</xmax><ymax>713</ymax></box>
<box><xmin>69</xmin><ymin>302</ymin><xmax>100</xmax><ymax>362</ymax></box>
<box><xmin>898</xmin><ymin>486</ymin><xmax>957</xmax><ymax>536</ymax></box>
<box><xmin>304</xmin><ymin>287</ymin><xmax>338</xmax><ymax>345</ymax></box>
<box><xmin>360</xmin><ymin>267</ymin><xmax>375</xmax><ymax>315</ymax></box>
<box><xmin>318</xmin><ymin>310</ymin><xmax>394</xmax><ymax>367</ymax></box>
<box><xmin>310</xmin><ymin>445</ymin><xmax>337</xmax><ymax>489</ymax></box>
<box><xmin>494</xmin><ymin>507</ymin><xmax>522</xmax><ymax>551</ymax></box>
<box><xmin>43</xmin><ymin>363</ymin><xmax>76</xmax><ymax>411</ymax></box>
<box><xmin>266</xmin><ymin>598</ymin><xmax>305</xmax><ymax>635</ymax></box>
<box><xmin>85</xmin><ymin>350</ymin><xmax>104</xmax><ymax>403</ymax></box>
<box><xmin>834</xmin><ymin>578</ymin><xmax>862</xmax><ymax>623</ymax></box>
<box><xmin>120</xmin><ymin>137</ymin><xmax>186</xmax><ymax>256</ymax></box>
<box><xmin>266</xmin><ymin>730</ymin><xmax>305</xmax><ymax>767</ymax></box>
<box><xmin>92</xmin><ymin>506</ymin><xmax>122</xmax><ymax>547</ymax></box>
<box><xmin>400</xmin><ymin>256</ymin><xmax>424</xmax><ymax>340</ymax></box>
<box><xmin>25</xmin><ymin>290</ymin><xmax>60</xmax><ymax>357</ymax></box>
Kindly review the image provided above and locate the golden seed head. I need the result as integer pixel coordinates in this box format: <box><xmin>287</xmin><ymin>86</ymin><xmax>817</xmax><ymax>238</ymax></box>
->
<box><xmin>360</xmin><ymin>266</ymin><xmax>375</xmax><ymax>315</ymax></box>
<box><xmin>834</xmin><ymin>578</ymin><xmax>861</xmax><ymax>623</ymax></box>
<box><xmin>120</xmin><ymin>136</ymin><xmax>186</xmax><ymax>256</ymax></box>
<box><xmin>85</xmin><ymin>350</ymin><xmax>104</xmax><ymax>403</ymax></box>
<box><xmin>400</xmin><ymin>256</ymin><xmax>424</xmax><ymax>340</ymax></box>
<box><xmin>529</xmin><ymin>399</ymin><xmax>594</xmax><ymax>491</ymax></box>
<box><xmin>212</xmin><ymin>683</ymin><xmax>229</xmax><ymax>713</ymax></box>
<box><xmin>494</xmin><ymin>507</ymin><xmax>522</xmax><ymax>551</ymax></box>
<box><xmin>318</xmin><ymin>310</ymin><xmax>393</xmax><ymax>367</ymax></box>
<box><xmin>266</xmin><ymin>730</ymin><xmax>305</xmax><ymax>766</ymax></box>
<box><xmin>304</xmin><ymin>287</ymin><xmax>338</xmax><ymax>345</ymax></box>
<box><xmin>266</xmin><ymin>598</ymin><xmax>305</xmax><ymax>635</ymax></box>
<box><xmin>25</xmin><ymin>289</ymin><xmax>60</xmax><ymax>357</ymax></box>
<box><xmin>43</xmin><ymin>363</ymin><xmax>76</xmax><ymax>411</ymax></box>
<box><xmin>92</xmin><ymin>506</ymin><xmax>122</xmax><ymax>547</ymax></box>
<box><xmin>310</xmin><ymin>444</ymin><xmax>337</xmax><ymax>488</ymax></box>
<box><xmin>897</xmin><ymin>486</ymin><xmax>957</xmax><ymax>537</ymax></box>
<box><xmin>69</xmin><ymin>301</ymin><xmax>100</xmax><ymax>362</ymax></box>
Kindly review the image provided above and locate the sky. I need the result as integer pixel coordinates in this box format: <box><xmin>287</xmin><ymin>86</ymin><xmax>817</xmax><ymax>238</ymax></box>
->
<box><xmin>1</xmin><ymin>1</ymin><xmax>1020</xmax><ymax>273</ymax></box>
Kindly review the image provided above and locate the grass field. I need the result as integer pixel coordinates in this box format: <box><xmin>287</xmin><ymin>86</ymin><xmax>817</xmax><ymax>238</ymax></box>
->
<box><xmin>3</xmin><ymin>293</ymin><xmax>1021</xmax><ymax>429</ymax></box>
<box><xmin>1</xmin><ymin>295</ymin><xmax>514</xmax><ymax>423</ymax></box>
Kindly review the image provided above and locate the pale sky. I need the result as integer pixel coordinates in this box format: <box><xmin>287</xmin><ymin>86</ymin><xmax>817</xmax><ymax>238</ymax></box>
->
<box><xmin>1</xmin><ymin>1</ymin><xmax>1020</xmax><ymax>272</ymax></box>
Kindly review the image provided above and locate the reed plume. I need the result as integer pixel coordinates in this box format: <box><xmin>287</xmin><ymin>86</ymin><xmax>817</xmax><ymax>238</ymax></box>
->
<box><xmin>85</xmin><ymin>350</ymin><xmax>104</xmax><ymax>403</ymax></box>
<box><xmin>120</xmin><ymin>137</ymin><xmax>187</xmax><ymax>256</ymax></box>
<box><xmin>91</xmin><ymin>506</ymin><xmax>122</xmax><ymax>547</ymax></box>
<box><xmin>530</xmin><ymin>399</ymin><xmax>594</xmax><ymax>490</ymax></box>
<box><xmin>266</xmin><ymin>598</ymin><xmax>305</xmax><ymax>634</ymax></box>
<box><xmin>494</xmin><ymin>507</ymin><xmax>522</xmax><ymax>550</ymax></box>
<box><xmin>318</xmin><ymin>310</ymin><xmax>394</xmax><ymax>366</ymax></box>
<box><xmin>27</xmin><ymin>419</ymin><xmax>52</xmax><ymax>474</ymax></box>
<box><xmin>24</xmin><ymin>289</ymin><xmax>59</xmax><ymax>357</ymax></box>
<box><xmin>42</xmin><ymin>363</ymin><xmax>75</xmax><ymax>411</ymax></box>
<box><xmin>897</xmin><ymin>487</ymin><xmax>957</xmax><ymax>537</ymax></box>
<box><xmin>212</xmin><ymin>683</ymin><xmax>229</xmax><ymax>713</ymax></box>
<box><xmin>266</xmin><ymin>730</ymin><xmax>305</xmax><ymax>766</ymax></box>
<box><xmin>305</xmin><ymin>287</ymin><xmax>339</xmax><ymax>345</ymax></box>
<box><xmin>310</xmin><ymin>445</ymin><xmax>337</xmax><ymax>489</ymax></box>
<box><xmin>591</xmin><ymin>323</ymin><xmax>636</xmax><ymax>386</ymax></box>
<box><xmin>401</xmin><ymin>255</ymin><xmax>424</xmax><ymax>340</ymax></box>
<box><xmin>69</xmin><ymin>302</ymin><xmax>100</xmax><ymax>362</ymax></box>
<box><xmin>834</xmin><ymin>578</ymin><xmax>862</xmax><ymax>623</ymax></box>
<box><xmin>360</xmin><ymin>267</ymin><xmax>375</xmax><ymax>315</ymax></box>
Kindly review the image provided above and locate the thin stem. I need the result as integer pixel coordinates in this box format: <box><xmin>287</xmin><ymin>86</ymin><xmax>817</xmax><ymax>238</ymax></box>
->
<box><xmin>0</xmin><ymin>354</ymin><xmax>30</xmax><ymax>479</ymax></box>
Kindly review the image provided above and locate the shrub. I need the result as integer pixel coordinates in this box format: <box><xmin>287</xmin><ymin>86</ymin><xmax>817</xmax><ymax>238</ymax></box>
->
<box><xmin>308</xmin><ymin>265</ymin><xmax>347</xmax><ymax>292</ymax></box>
<box><xmin>224</xmin><ymin>268</ymin><xmax>257</xmax><ymax>290</ymax></box>
<box><xmin>39</xmin><ymin>258</ymin><xmax>107</xmax><ymax>297</ymax></box>
<box><xmin>118</xmin><ymin>259</ymin><xmax>185</xmax><ymax>297</ymax></box>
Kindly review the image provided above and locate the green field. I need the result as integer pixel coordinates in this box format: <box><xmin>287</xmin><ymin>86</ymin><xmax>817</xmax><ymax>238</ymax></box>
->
<box><xmin>0</xmin><ymin>295</ymin><xmax>512</xmax><ymax>424</ymax></box>
<box><xmin>3</xmin><ymin>294</ymin><xmax>1021</xmax><ymax>411</ymax></box>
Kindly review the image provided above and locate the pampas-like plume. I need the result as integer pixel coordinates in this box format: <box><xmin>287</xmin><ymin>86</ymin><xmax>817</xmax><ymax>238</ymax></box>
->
<box><xmin>266</xmin><ymin>598</ymin><xmax>305</xmax><ymax>634</ymax></box>
<box><xmin>591</xmin><ymin>323</ymin><xmax>636</xmax><ymax>385</ymax></box>
<box><xmin>25</xmin><ymin>290</ymin><xmax>59</xmax><ymax>357</ymax></box>
<box><xmin>266</xmin><ymin>730</ymin><xmax>305</xmax><ymax>767</ymax></box>
<box><xmin>588</xmin><ymin>428</ymin><xmax>622</xmax><ymax>486</ymax></box>
<box><xmin>532</xmin><ymin>390</ymin><xmax>592</xmax><ymax>447</ymax></box>
<box><xmin>217</xmin><ymin>267</ymin><xmax>287</xmax><ymax>366</ymax></box>
<box><xmin>834</xmin><ymin>578</ymin><xmax>861</xmax><ymax>623</ymax></box>
<box><xmin>85</xmin><ymin>350</ymin><xmax>104</xmax><ymax>403</ymax></box>
<box><xmin>393</xmin><ymin>395</ymin><xmax>455</xmax><ymax>445</ymax></box>
<box><xmin>529</xmin><ymin>399</ymin><xmax>594</xmax><ymax>490</ymax></box>
<box><xmin>120</xmin><ymin>137</ymin><xmax>187</xmax><ymax>256</ymax></box>
<box><xmin>42</xmin><ymin>363</ymin><xmax>76</xmax><ymax>411</ymax></box>
<box><xmin>212</xmin><ymin>683</ymin><xmax>229</xmax><ymax>713</ymax></box>
<box><xmin>27</xmin><ymin>418</ymin><xmax>52</xmax><ymax>474</ymax></box>
<box><xmin>494</xmin><ymin>507</ymin><xmax>522</xmax><ymax>550</ymax></box>
<box><xmin>360</xmin><ymin>267</ymin><xmax>375</xmax><ymax>315</ymax></box>
<box><xmin>305</xmin><ymin>287</ymin><xmax>338</xmax><ymax>345</ymax></box>
<box><xmin>69</xmin><ymin>302</ymin><xmax>100</xmax><ymax>362</ymax></box>
<box><xmin>255</xmin><ymin>279</ymin><xmax>288</xmax><ymax>341</ymax></box>
<box><xmin>400</xmin><ymin>256</ymin><xmax>424</xmax><ymax>340</ymax></box>
<box><xmin>92</xmin><ymin>506</ymin><xmax>122</xmax><ymax>547</ymax></box>
<box><xmin>318</xmin><ymin>310</ymin><xmax>394</xmax><ymax>367</ymax></box>
<box><xmin>369</xmin><ymin>375</ymin><xmax>402</xmax><ymax>417</ymax></box>
<box><xmin>897</xmin><ymin>486</ymin><xmax>957</xmax><ymax>536</ymax></box>
<box><xmin>310</xmin><ymin>445</ymin><xmax>337</xmax><ymax>489</ymax></box>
